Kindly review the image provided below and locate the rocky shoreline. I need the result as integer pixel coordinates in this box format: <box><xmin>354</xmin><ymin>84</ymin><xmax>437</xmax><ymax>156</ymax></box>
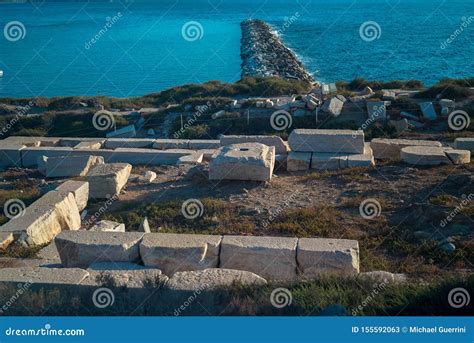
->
<box><xmin>240</xmin><ymin>19</ymin><xmax>314</xmax><ymax>83</ymax></box>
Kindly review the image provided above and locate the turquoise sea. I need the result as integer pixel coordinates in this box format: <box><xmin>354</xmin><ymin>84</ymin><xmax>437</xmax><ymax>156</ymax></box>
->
<box><xmin>0</xmin><ymin>0</ymin><xmax>473</xmax><ymax>97</ymax></box>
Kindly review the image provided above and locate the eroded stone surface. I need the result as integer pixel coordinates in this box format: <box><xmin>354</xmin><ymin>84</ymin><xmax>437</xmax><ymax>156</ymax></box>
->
<box><xmin>289</xmin><ymin>129</ymin><xmax>365</xmax><ymax>154</ymax></box>
<box><xmin>0</xmin><ymin>267</ymin><xmax>89</xmax><ymax>285</ymax></box>
<box><xmin>43</xmin><ymin>155</ymin><xmax>103</xmax><ymax>178</ymax></box>
<box><xmin>56</xmin><ymin>180</ymin><xmax>89</xmax><ymax>212</ymax></box>
<box><xmin>87</xmin><ymin>163</ymin><xmax>132</xmax><ymax>199</ymax></box>
<box><xmin>165</xmin><ymin>268</ymin><xmax>266</xmax><ymax>291</ymax></box>
<box><xmin>104</xmin><ymin>138</ymin><xmax>155</xmax><ymax>149</ymax></box>
<box><xmin>297</xmin><ymin>238</ymin><xmax>359</xmax><ymax>278</ymax></box>
<box><xmin>445</xmin><ymin>149</ymin><xmax>471</xmax><ymax>165</ymax></box>
<box><xmin>371</xmin><ymin>138</ymin><xmax>442</xmax><ymax>160</ymax></box>
<box><xmin>220</xmin><ymin>235</ymin><xmax>298</xmax><ymax>281</ymax></box>
<box><xmin>0</xmin><ymin>190</ymin><xmax>81</xmax><ymax>247</ymax></box>
<box><xmin>311</xmin><ymin>153</ymin><xmax>346</xmax><ymax>170</ymax></box>
<box><xmin>83</xmin><ymin>268</ymin><xmax>167</xmax><ymax>288</ymax></box>
<box><xmin>401</xmin><ymin>146</ymin><xmax>452</xmax><ymax>166</ymax></box>
<box><xmin>220</xmin><ymin>135</ymin><xmax>289</xmax><ymax>154</ymax></box>
<box><xmin>140</xmin><ymin>233</ymin><xmax>221</xmax><ymax>275</ymax></box>
<box><xmin>177</xmin><ymin>152</ymin><xmax>204</xmax><ymax>165</ymax></box>
<box><xmin>287</xmin><ymin>152</ymin><xmax>311</xmax><ymax>171</ymax></box>
<box><xmin>55</xmin><ymin>231</ymin><xmax>144</xmax><ymax>268</ymax></box>
<box><xmin>321</xmin><ymin>97</ymin><xmax>344</xmax><ymax>117</ymax></box>
<box><xmin>209</xmin><ymin>143</ymin><xmax>275</xmax><ymax>182</ymax></box>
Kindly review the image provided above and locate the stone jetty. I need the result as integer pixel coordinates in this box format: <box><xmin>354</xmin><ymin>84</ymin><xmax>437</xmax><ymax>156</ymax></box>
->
<box><xmin>240</xmin><ymin>19</ymin><xmax>313</xmax><ymax>82</ymax></box>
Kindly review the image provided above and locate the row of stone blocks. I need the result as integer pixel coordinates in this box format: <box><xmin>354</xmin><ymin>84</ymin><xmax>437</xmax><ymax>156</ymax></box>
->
<box><xmin>54</xmin><ymin>231</ymin><xmax>359</xmax><ymax>281</ymax></box>
<box><xmin>0</xmin><ymin>135</ymin><xmax>290</xmax><ymax>169</ymax></box>
<box><xmin>371</xmin><ymin>138</ymin><xmax>472</xmax><ymax>165</ymax></box>
<box><xmin>0</xmin><ymin>162</ymin><xmax>135</xmax><ymax>246</ymax></box>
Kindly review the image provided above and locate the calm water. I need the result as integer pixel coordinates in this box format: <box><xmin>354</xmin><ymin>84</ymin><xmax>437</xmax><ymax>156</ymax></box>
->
<box><xmin>0</xmin><ymin>0</ymin><xmax>473</xmax><ymax>98</ymax></box>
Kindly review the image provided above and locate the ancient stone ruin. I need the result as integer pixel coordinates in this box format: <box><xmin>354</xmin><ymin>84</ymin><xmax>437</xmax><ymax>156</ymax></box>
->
<box><xmin>0</xmin><ymin>129</ymin><xmax>471</xmax><ymax>304</ymax></box>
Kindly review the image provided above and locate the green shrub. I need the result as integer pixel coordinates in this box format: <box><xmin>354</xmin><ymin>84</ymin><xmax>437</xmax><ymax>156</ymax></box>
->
<box><xmin>415</xmin><ymin>83</ymin><xmax>473</xmax><ymax>99</ymax></box>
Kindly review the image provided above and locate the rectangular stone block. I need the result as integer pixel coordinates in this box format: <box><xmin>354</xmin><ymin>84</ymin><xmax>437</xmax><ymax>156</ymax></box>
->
<box><xmin>58</xmin><ymin>138</ymin><xmax>105</xmax><ymax>148</ymax></box>
<box><xmin>287</xmin><ymin>152</ymin><xmax>311</xmax><ymax>171</ymax></box>
<box><xmin>311</xmin><ymin>153</ymin><xmax>346</xmax><ymax>170</ymax></box>
<box><xmin>220</xmin><ymin>235</ymin><xmax>298</xmax><ymax>281</ymax></box>
<box><xmin>153</xmin><ymin>139</ymin><xmax>189</xmax><ymax>150</ymax></box>
<box><xmin>140</xmin><ymin>233</ymin><xmax>222</xmax><ymax>275</ymax></box>
<box><xmin>187</xmin><ymin>140</ymin><xmax>220</xmax><ymax>150</ymax></box>
<box><xmin>209</xmin><ymin>143</ymin><xmax>275</xmax><ymax>182</ymax></box>
<box><xmin>87</xmin><ymin>163</ymin><xmax>132</xmax><ymax>199</ymax></box>
<box><xmin>454</xmin><ymin>137</ymin><xmax>474</xmax><ymax>152</ymax></box>
<box><xmin>0</xmin><ymin>267</ymin><xmax>89</xmax><ymax>285</ymax></box>
<box><xmin>43</xmin><ymin>155</ymin><xmax>104</xmax><ymax>178</ymax></box>
<box><xmin>0</xmin><ymin>190</ymin><xmax>81</xmax><ymax>247</ymax></box>
<box><xmin>366</xmin><ymin>101</ymin><xmax>389</xmax><ymax>121</ymax></box>
<box><xmin>55</xmin><ymin>231</ymin><xmax>144</xmax><ymax>268</ymax></box>
<box><xmin>104</xmin><ymin>138</ymin><xmax>155</xmax><ymax>149</ymax></box>
<box><xmin>21</xmin><ymin>147</ymin><xmax>74</xmax><ymax>167</ymax></box>
<box><xmin>177</xmin><ymin>152</ymin><xmax>203</xmax><ymax>165</ymax></box>
<box><xmin>107</xmin><ymin>148</ymin><xmax>189</xmax><ymax>165</ymax></box>
<box><xmin>420</xmin><ymin>102</ymin><xmax>437</xmax><ymax>120</ymax></box>
<box><xmin>288</xmin><ymin>129</ymin><xmax>365</xmax><ymax>154</ymax></box>
<box><xmin>321</xmin><ymin>97</ymin><xmax>344</xmax><ymax>116</ymax></box>
<box><xmin>370</xmin><ymin>138</ymin><xmax>442</xmax><ymax>160</ymax></box>
<box><xmin>73</xmin><ymin>141</ymin><xmax>102</xmax><ymax>150</ymax></box>
<box><xmin>220</xmin><ymin>135</ymin><xmax>290</xmax><ymax>154</ymax></box>
<box><xmin>297</xmin><ymin>238</ymin><xmax>359</xmax><ymax>277</ymax></box>
<box><xmin>0</xmin><ymin>143</ymin><xmax>24</xmax><ymax>169</ymax></box>
<box><xmin>106</xmin><ymin>124</ymin><xmax>136</xmax><ymax>138</ymax></box>
<box><xmin>347</xmin><ymin>153</ymin><xmax>374</xmax><ymax>167</ymax></box>
<box><xmin>2</xmin><ymin>136</ymin><xmax>60</xmax><ymax>147</ymax></box>
<box><xmin>56</xmin><ymin>180</ymin><xmax>89</xmax><ymax>212</ymax></box>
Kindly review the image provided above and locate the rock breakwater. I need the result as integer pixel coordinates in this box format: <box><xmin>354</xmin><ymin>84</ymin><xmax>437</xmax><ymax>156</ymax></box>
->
<box><xmin>240</xmin><ymin>19</ymin><xmax>313</xmax><ymax>83</ymax></box>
